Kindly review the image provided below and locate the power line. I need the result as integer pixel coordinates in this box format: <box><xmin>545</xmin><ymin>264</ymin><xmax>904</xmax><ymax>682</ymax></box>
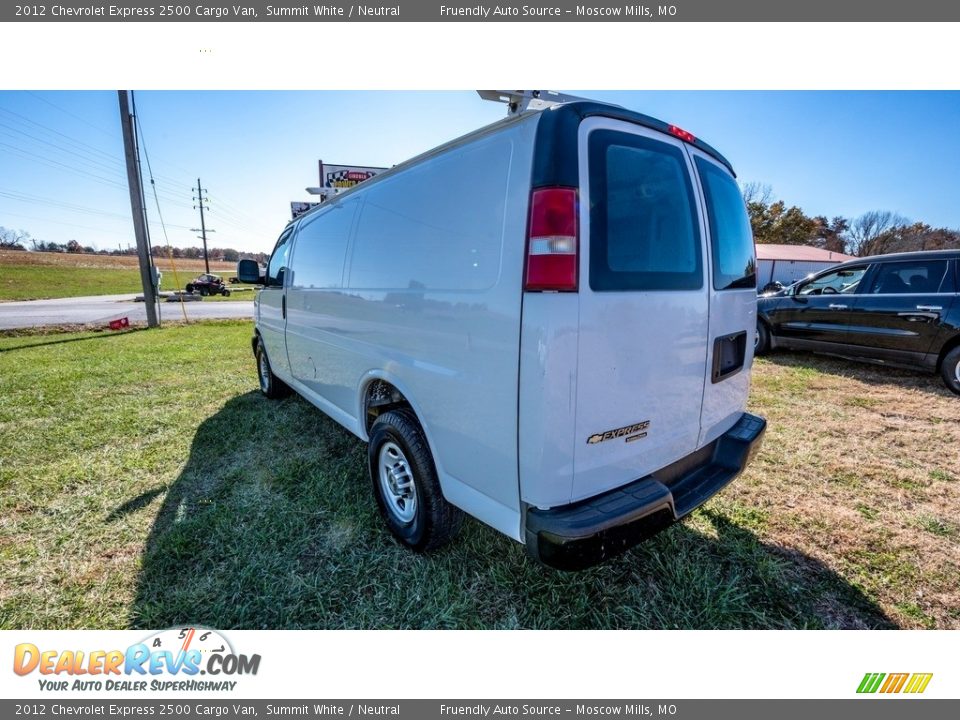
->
<box><xmin>0</xmin><ymin>104</ymin><xmax>125</xmax><ymax>168</ymax></box>
<box><xmin>26</xmin><ymin>91</ymin><xmax>116</xmax><ymax>139</ymax></box>
<box><xmin>0</xmin><ymin>120</ymin><xmax>129</xmax><ymax>178</ymax></box>
<box><xmin>0</xmin><ymin>142</ymin><xmax>130</xmax><ymax>192</ymax></box>
<box><xmin>0</xmin><ymin>102</ymin><xmax>195</xmax><ymax>191</ymax></box>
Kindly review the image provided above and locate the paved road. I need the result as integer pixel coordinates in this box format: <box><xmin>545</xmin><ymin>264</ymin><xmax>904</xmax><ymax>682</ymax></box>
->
<box><xmin>0</xmin><ymin>293</ymin><xmax>254</xmax><ymax>329</ymax></box>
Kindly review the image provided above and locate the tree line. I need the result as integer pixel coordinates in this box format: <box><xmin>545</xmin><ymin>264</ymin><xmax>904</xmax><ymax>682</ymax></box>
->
<box><xmin>5</xmin><ymin>189</ymin><xmax>960</xmax><ymax>261</ymax></box>
<box><xmin>0</xmin><ymin>227</ymin><xmax>267</xmax><ymax>264</ymax></box>
<box><xmin>743</xmin><ymin>183</ymin><xmax>960</xmax><ymax>257</ymax></box>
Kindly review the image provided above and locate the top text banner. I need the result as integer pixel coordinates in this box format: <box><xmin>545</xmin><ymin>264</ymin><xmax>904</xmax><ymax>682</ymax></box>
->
<box><xmin>6</xmin><ymin>0</ymin><xmax>960</xmax><ymax>22</ymax></box>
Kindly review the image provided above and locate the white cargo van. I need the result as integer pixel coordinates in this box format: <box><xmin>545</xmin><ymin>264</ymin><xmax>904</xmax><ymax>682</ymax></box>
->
<box><xmin>238</xmin><ymin>95</ymin><xmax>765</xmax><ymax>570</ymax></box>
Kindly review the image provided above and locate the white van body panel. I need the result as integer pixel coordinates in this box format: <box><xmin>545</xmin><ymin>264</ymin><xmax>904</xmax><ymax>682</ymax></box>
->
<box><xmin>517</xmin><ymin>292</ymin><xmax>580</xmax><ymax>509</ymax></box>
<box><xmin>271</xmin><ymin>116</ymin><xmax>540</xmax><ymax>541</ymax></box>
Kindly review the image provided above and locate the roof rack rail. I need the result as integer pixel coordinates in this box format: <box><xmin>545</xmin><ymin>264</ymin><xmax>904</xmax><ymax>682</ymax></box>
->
<box><xmin>477</xmin><ymin>90</ymin><xmax>591</xmax><ymax>116</ymax></box>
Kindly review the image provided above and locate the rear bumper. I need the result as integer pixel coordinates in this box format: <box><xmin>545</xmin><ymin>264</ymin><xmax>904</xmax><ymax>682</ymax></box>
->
<box><xmin>525</xmin><ymin>412</ymin><xmax>766</xmax><ymax>571</ymax></box>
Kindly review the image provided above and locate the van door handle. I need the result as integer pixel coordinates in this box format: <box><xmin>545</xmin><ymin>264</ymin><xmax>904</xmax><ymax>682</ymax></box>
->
<box><xmin>282</xmin><ymin>294</ymin><xmax>286</xmax><ymax>320</ymax></box>
<box><xmin>828</xmin><ymin>304</ymin><xmax>848</xmax><ymax>310</ymax></box>
<box><xmin>916</xmin><ymin>305</ymin><xmax>942</xmax><ymax>312</ymax></box>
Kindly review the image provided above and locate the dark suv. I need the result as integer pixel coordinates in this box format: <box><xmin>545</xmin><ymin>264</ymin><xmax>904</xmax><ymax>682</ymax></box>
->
<box><xmin>756</xmin><ymin>250</ymin><xmax>960</xmax><ymax>394</ymax></box>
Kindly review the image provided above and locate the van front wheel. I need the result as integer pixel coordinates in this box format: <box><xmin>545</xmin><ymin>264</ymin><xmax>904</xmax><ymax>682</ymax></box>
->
<box><xmin>368</xmin><ymin>409</ymin><xmax>463</xmax><ymax>552</ymax></box>
<box><xmin>255</xmin><ymin>338</ymin><xmax>289</xmax><ymax>399</ymax></box>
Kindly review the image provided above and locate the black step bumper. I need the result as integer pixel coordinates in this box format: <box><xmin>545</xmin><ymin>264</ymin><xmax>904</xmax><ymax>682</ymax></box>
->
<box><xmin>525</xmin><ymin>412</ymin><xmax>766</xmax><ymax>571</ymax></box>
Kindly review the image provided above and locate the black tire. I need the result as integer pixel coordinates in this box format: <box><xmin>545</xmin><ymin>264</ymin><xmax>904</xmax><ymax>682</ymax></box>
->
<box><xmin>940</xmin><ymin>345</ymin><xmax>960</xmax><ymax>396</ymax></box>
<box><xmin>755</xmin><ymin>321</ymin><xmax>770</xmax><ymax>356</ymax></box>
<box><xmin>368</xmin><ymin>409</ymin><xmax>463</xmax><ymax>552</ymax></box>
<box><xmin>199</xmin><ymin>287</ymin><xmax>209</xmax><ymax>297</ymax></box>
<box><xmin>255</xmin><ymin>337</ymin><xmax>290</xmax><ymax>399</ymax></box>
<box><xmin>222</xmin><ymin>289</ymin><xmax>231</xmax><ymax>297</ymax></box>
<box><xmin>185</xmin><ymin>283</ymin><xmax>194</xmax><ymax>293</ymax></box>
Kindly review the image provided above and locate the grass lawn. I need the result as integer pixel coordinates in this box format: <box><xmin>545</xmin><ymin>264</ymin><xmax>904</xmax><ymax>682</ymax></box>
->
<box><xmin>0</xmin><ymin>249</ymin><xmax>251</xmax><ymax>301</ymax></box>
<box><xmin>0</xmin><ymin>264</ymin><xmax>144</xmax><ymax>300</ymax></box>
<box><xmin>0</xmin><ymin>321</ymin><xmax>957</xmax><ymax>629</ymax></box>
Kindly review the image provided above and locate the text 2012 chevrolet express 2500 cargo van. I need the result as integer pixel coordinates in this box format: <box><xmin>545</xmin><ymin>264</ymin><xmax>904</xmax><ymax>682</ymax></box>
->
<box><xmin>238</xmin><ymin>94</ymin><xmax>766</xmax><ymax>570</ymax></box>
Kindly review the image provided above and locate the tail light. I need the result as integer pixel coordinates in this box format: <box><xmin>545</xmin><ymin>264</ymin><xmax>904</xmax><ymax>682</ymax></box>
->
<box><xmin>525</xmin><ymin>187</ymin><xmax>578</xmax><ymax>292</ymax></box>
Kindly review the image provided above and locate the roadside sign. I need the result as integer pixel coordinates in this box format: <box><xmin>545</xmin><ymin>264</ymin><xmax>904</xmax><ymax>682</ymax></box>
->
<box><xmin>290</xmin><ymin>201</ymin><xmax>320</xmax><ymax>219</ymax></box>
<box><xmin>319</xmin><ymin>162</ymin><xmax>386</xmax><ymax>189</ymax></box>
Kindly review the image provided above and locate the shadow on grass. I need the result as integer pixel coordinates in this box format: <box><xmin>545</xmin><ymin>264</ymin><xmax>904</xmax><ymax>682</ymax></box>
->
<box><xmin>0</xmin><ymin>328</ymin><xmax>147</xmax><ymax>353</ymax></box>
<box><xmin>128</xmin><ymin>392</ymin><xmax>896</xmax><ymax>630</ymax></box>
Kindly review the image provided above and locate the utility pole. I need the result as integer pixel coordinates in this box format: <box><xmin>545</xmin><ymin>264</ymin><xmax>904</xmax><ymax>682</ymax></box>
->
<box><xmin>193</xmin><ymin>178</ymin><xmax>211</xmax><ymax>274</ymax></box>
<box><xmin>117</xmin><ymin>90</ymin><xmax>158</xmax><ymax>328</ymax></box>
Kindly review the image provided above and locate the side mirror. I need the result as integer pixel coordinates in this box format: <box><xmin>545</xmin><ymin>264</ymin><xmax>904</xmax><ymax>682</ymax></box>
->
<box><xmin>237</xmin><ymin>258</ymin><xmax>264</xmax><ymax>285</ymax></box>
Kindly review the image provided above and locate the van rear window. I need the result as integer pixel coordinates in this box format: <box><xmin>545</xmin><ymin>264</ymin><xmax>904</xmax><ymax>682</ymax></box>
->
<box><xmin>695</xmin><ymin>157</ymin><xmax>756</xmax><ymax>291</ymax></box>
<box><xmin>588</xmin><ymin>130</ymin><xmax>702</xmax><ymax>292</ymax></box>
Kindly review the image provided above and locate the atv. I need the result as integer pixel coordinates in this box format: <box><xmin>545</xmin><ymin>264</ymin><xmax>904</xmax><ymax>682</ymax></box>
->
<box><xmin>185</xmin><ymin>273</ymin><xmax>231</xmax><ymax>297</ymax></box>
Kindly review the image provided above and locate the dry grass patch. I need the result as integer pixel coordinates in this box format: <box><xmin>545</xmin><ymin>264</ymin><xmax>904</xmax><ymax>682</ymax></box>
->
<box><xmin>0</xmin><ymin>248</ymin><xmax>235</xmax><ymax>272</ymax></box>
<box><xmin>744</xmin><ymin>352</ymin><xmax>960</xmax><ymax>628</ymax></box>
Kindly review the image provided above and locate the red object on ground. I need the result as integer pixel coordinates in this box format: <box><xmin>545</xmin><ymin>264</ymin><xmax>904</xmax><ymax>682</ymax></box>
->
<box><xmin>108</xmin><ymin>317</ymin><xmax>130</xmax><ymax>331</ymax></box>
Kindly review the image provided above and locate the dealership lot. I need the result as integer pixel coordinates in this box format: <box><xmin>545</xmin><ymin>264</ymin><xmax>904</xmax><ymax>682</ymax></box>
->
<box><xmin>0</xmin><ymin>321</ymin><xmax>956</xmax><ymax>629</ymax></box>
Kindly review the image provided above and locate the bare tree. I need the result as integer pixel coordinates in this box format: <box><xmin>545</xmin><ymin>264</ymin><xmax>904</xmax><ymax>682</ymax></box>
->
<box><xmin>847</xmin><ymin>211</ymin><xmax>910</xmax><ymax>256</ymax></box>
<box><xmin>0</xmin><ymin>226</ymin><xmax>31</xmax><ymax>250</ymax></box>
<box><xmin>740</xmin><ymin>182</ymin><xmax>773</xmax><ymax>206</ymax></box>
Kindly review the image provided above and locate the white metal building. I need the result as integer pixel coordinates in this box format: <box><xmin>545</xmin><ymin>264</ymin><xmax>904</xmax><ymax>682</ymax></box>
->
<box><xmin>756</xmin><ymin>244</ymin><xmax>856</xmax><ymax>288</ymax></box>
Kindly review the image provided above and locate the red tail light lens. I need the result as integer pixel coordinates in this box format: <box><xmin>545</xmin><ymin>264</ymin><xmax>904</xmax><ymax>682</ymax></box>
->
<box><xmin>668</xmin><ymin>124</ymin><xmax>696</xmax><ymax>143</ymax></box>
<box><xmin>525</xmin><ymin>187</ymin><xmax>578</xmax><ymax>292</ymax></box>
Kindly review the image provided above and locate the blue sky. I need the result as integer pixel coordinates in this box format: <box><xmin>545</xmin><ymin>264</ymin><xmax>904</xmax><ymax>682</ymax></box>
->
<box><xmin>1</xmin><ymin>90</ymin><xmax>958</xmax><ymax>254</ymax></box>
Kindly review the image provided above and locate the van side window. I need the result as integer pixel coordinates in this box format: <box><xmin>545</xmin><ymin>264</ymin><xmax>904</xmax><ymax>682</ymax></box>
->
<box><xmin>267</xmin><ymin>227</ymin><xmax>293</xmax><ymax>287</ymax></box>
<box><xmin>865</xmin><ymin>259</ymin><xmax>952</xmax><ymax>294</ymax></box>
<box><xmin>348</xmin><ymin>136</ymin><xmax>512</xmax><ymax>291</ymax></box>
<box><xmin>695</xmin><ymin>157</ymin><xmax>756</xmax><ymax>291</ymax></box>
<box><xmin>290</xmin><ymin>199</ymin><xmax>359</xmax><ymax>289</ymax></box>
<box><xmin>589</xmin><ymin>130</ymin><xmax>702</xmax><ymax>292</ymax></box>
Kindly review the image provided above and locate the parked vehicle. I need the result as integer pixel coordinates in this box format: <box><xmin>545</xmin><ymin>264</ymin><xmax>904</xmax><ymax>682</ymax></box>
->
<box><xmin>756</xmin><ymin>250</ymin><xmax>960</xmax><ymax>394</ymax></box>
<box><xmin>185</xmin><ymin>273</ymin><xmax>231</xmax><ymax>297</ymax></box>
<box><xmin>238</xmin><ymin>95</ymin><xmax>766</xmax><ymax>569</ymax></box>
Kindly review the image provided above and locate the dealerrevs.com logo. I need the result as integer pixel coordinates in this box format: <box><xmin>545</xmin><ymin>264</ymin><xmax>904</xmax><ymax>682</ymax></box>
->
<box><xmin>13</xmin><ymin>627</ymin><xmax>260</xmax><ymax>693</ymax></box>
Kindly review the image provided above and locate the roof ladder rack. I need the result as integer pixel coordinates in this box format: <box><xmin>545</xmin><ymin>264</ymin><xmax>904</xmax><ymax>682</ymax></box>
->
<box><xmin>477</xmin><ymin>90</ymin><xmax>591</xmax><ymax>116</ymax></box>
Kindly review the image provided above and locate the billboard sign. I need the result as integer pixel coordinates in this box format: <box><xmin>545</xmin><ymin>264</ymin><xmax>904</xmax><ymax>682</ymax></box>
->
<box><xmin>319</xmin><ymin>162</ymin><xmax>386</xmax><ymax>189</ymax></box>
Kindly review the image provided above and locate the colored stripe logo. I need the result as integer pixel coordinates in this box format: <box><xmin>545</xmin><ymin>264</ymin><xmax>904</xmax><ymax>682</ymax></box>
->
<box><xmin>857</xmin><ymin>672</ymin><xmax>933</xmax><ymax>694</ymax></box>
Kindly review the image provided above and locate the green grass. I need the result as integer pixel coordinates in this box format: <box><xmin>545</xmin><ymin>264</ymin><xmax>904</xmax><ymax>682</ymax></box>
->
<box><xmin>0</xmin><ymin>265</ymin><xmax>143</xmax><ymax>301</ymax></box>
<box><xmin>0</xmin><ymin>259</ymin><xmax>254</xmax><ymax>301</ymax></box>
<box><xmin>1</xmin><ymin>324</ymin><xmax>955</xmax><ymax>629</ymax></box>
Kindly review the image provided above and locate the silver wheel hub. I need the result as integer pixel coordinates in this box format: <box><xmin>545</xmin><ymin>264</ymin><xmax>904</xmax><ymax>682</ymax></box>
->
<box><xmin>954</xmin><ymin>359</ymin><xmax>960</xmax><ymax>384</ymax></box>
<box><xmin>378</xmin><ymin>441</ymin><xmax>417</xmax><ymax>524</ymax></box>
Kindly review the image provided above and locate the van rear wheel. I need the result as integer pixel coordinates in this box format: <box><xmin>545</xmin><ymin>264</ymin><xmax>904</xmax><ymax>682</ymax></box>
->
<box><xmin>368</xmin><ymin>409</ymin><xmax>463</xmax><ymax>552</ymax></box>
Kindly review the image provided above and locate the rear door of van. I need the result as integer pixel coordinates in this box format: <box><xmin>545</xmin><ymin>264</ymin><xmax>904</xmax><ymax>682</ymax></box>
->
<box><xmin>570</xmin><ymin>118</ymin><xmax>711</xmax><ymax>502</ymax></box>
<box><xmin>687</xmin><ymin>148</ymin><xmax>758</xmax><ymax>446</ymax></box>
